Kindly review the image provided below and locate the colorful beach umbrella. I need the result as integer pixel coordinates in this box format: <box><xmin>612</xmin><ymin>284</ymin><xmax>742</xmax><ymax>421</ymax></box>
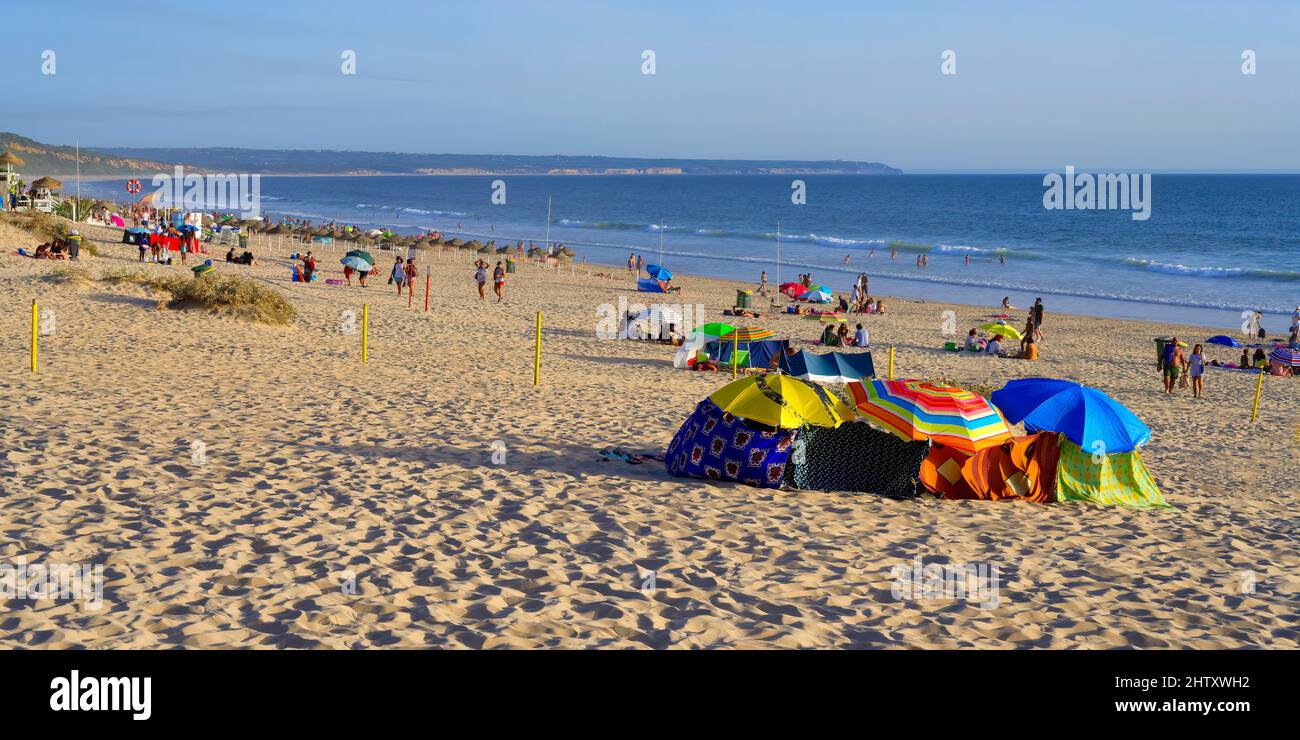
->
<box><xmin>990</xmin><ymin>378</ymin><xmax>1151</xmax><ymax>453</ymax></box>
<box><xmin>709</xmin><ymin>374</ymin><xmax>854</xmax><ymax>429</ymax></box>
<box><xmin>645</xmin><ymin>264</ymin><xmax>673</xmax><ymax>281</ymax></box>
<box><xmin>345</xmin><ymin>249</ymin><xmax>374</xmax><ymax>266</ymax></box>
<box><xmin>979</xmin><ymin>322</ymin><xmax>1023</xmax><ymax>340</ymax></box>
<box><xmin>340</xmin><ymin>255</ymin><xmax>371</xmax><ymax>271</ymax></box>
<box><xmin>1207</xmin><ymin>335</ymin><xmax>1242</xmax><ymax>348</ymax></box>
<box><xmin>800</xmin><ymin>289</ymin><xmax>832</xmax><ymax>303</ymax></box>
<box><xmin>1268</xmin><ymin>347</ymin><xmax>1300</xmax><ymax>366</ymax></box>
<box><xmin>779</xmin><ymin>282</ymin><xmax>808</xmax><ymax>298</ymax></box>
<box><xmin>696</xmin><ymin>322</ymin><xmax>737</xmax><ymax>337</ymax></box>
<box><xmin>847</xmin><ymin>379</ymin><xmax>1013</xmax><ymax>454</ymax></box>
<box><xmin>719</xmin><ymin>326</ymin><xmax>776</xmax><ymax>342</ymax></box>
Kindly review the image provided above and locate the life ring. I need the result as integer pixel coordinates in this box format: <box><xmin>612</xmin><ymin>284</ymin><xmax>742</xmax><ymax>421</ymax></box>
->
<box><xmin>126</xmin><ymin>179</ymin><xmax>142</xmax><ymax>194</ymax></box>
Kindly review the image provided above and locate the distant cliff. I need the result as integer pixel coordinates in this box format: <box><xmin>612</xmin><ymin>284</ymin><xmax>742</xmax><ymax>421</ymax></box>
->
<box><xmin>0</xmin><ymin>133</ymin><xmax>176</xmax><ymax>176</ymax></box>
<box><xmin>90</xmin><ymin>146</ymin><xmax>902</xmax><ymax>176</ymax></box>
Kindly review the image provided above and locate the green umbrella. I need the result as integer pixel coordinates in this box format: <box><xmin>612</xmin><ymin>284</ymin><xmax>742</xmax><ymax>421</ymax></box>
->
<box><xmin>345</xmin><ymin>249</ymin><xmax>374</xmax><ymax>266</ymax></box>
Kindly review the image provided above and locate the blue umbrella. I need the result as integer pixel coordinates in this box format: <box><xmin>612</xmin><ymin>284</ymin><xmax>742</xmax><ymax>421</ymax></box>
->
<box><xmin>1206</xmin><ymin>335</ymin><xmax>1242</xmax><ymax>348</ymax></box>
<box><xmin>645</xmin><ymin>264</ymin><xmax>673</xmax><ymax>281</ymax></box>
<box><xmin>990</xmin><ymin>378</ymin><xmax>1151</xmax><ymax>453</ymax></box>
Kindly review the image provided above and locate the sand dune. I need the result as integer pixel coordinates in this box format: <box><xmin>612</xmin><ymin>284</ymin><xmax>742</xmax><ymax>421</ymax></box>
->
<box><xmin>1</xmin><ymin>221</ymin><xmax>1296</xmax><ymax>648</ymax></box>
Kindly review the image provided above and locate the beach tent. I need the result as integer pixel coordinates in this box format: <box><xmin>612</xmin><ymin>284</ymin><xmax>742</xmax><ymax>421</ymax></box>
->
<box><xmin>674</xmin><ymin>323</ymin><xmax>737</xmax><ymax>368</ymax></box>
<box><xmin>784</xmin><ymin>420</ymin><xmax>928</xmax><ymax>499</ymax></box>
<box><xmin>991</xmin><ymin>378</ymin><xmax>1150</xmax><ymax>453</ymax></box>
<box><xmin>637</xmin><ymin>277</ymin><xmax>668</xmax><ymax>293</ymax></box>
<box><xmin>707</xmin><ymin>338</ymin><xmax>788</xmax><ymax>371</ymax></box>
<box><xmin>779</xmin><ymin>350</ymin><xmax>876</xmax><ymax>384</ymax></box>
<box><xmin>664</xmin><ymin>375</ymin><xmax>852</xmax><ymax>488</ymax></box>
<box><xmin>1055</xmin><ymin>439</ymin><xmax>1169</xmax><ymax>508</ymax></box>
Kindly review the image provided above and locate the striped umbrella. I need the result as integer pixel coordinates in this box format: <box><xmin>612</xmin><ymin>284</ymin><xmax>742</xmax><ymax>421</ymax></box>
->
<box><xmin>719</xmin><ymin>326</ymin><xmax>776</xmax><ymax>342</ymax></box>
<box><xmin>1268</xmin><ymin>347</ymin><xmax>1300</xmax><ymax>366</ymax></box>
<box><xmin>846</xmin><ymin>379</ymin><xmax>1013</xmax><ymax>454</ymax></box>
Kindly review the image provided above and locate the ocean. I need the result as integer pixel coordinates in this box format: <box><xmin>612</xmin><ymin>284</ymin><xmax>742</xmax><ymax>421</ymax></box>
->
<box><xmin>81</xmin><ymin>173</ymin><xmax>1300</xmax><ymax>333</ymax></box>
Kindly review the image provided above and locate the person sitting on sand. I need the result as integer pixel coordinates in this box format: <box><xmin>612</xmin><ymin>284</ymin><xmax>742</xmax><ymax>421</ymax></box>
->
<box><xmin>225</xmin><ymin>248</ymin><xmax>236</xmax><ymax>263</ymax></box>
<box><xmin>875</xmin><ymin>299</ymin><xmax>886</xmax><ymax>315</ymax></box>
<box><xmin>1018</xmin><ymin>333</ymin><xmax>1038</xmax><ymax>360</ymax></box>
<box><xmin>964</xmin><ymin>328</ymin><xmax>981</xmax><ymax>352</ymax></box>
<box><xmin>854</xmin><ymin>323</ymin><xmax>869</xmax><ymax>348</ymax></box>
<box><xmin>837</xmin><ymin>323</ymin><xmax>851</xmax><ymax>346</ymax></box>
<box><xmin>33</xmin><ymin>242</ymin><xmax>52</xmax><ymax>259</ymax></box>
<box><xmin>1289</xmin><ymin>328</ymin><xmax>1299</xmax><ymax>349</ymax></box>
<box><xmin>1001</xmin><ymin>296</ymin><xmax>1015</xmax><ymax>310</ymax></box>
<box><xmin>1252</xmin><ymin>347</ymin><xmax>1268</xmax><ymax>369</ymax></box>
<box><xmin>985</xmin><ymin>336</ymin><xmax>1002</xmax><ymax>356</ymax></box>
<box><xmin>821</xmin><ymin>324</ymin><xmax>840</xmax><ymax>347</ymax></box>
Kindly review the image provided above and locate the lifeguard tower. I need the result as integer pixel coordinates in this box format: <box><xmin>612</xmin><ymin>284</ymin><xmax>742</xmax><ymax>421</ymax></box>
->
<box><xmin>29</xmin><ymin>176</ymin><xmax>63</xmax><ymax>213</ymax></box>
<box><xmin>0</xmin><ymin>151</ymin><xmax>23</xmax><ymax>209</ymax></box>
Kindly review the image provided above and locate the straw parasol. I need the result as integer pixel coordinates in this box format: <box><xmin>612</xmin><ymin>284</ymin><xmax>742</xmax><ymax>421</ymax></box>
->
<box><xmin>0</xmin><ymin>151</ymin><xmax>25</xmax><ymax>169</ymax></box>
<box><xmin>32</xmin><ymin>176</ymin><xmax>63</xmax><ymax>190</ymax></box>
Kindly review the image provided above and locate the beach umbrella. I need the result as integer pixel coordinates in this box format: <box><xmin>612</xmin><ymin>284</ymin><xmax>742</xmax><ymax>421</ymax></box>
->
<box><xmin>847</xmin><ymin>379</ymin><xmax>1013</xmax><ymax>454</ymax></box>
<box><xmin>1268</xmin><ymin>347</ymin><xmax>1300</xmax><ymax>367</ymax></box>
<box><xmin>805</xmin><ymin>313</ymin><xmax>847</xmax><ymax>323</ymax></box>
<box><xmin>990</xmin><ymin>378</ymin><xmax>1151</xmax><ymax>453</ymax></box>
<box><xmin>779</xmin><ymin>282</ymin><xmax>808</xmax><ymax>298</ymax></box>
<box><xmin>645</xmin><ymin>264</ymin><xmax>673</xmax><ymax>281</ymax></box>
<box><xmin>979</xmin><ymin>322</ymin><xmax>1023</xmax><ymax>341</ymax></box>
<box><xmin>800</xmin><ymin>289</ymin><xmax>832</xmax><ymax>303</ymax></box>
<box><xmin>674</xmin><ymin>323</ymin><xmax>739</xmax><ymax>368</ymax></box>
<box><xmin>719</xmin><ymin>326</ymin><xmax>776</xmax><ymax>342</ymax></box>
<box><xmin>709</xmin><ymin>374</ymin><xmax>854</xmax><ymax>430</ymax></box>
<box><xmin>340</xmin><ymin>255</ymin><xmax>371</xmax><ymax>271</ymax></box>
<box><xmin>32</xmin><ymin>176</ymin><xmax>63</xmax><ymax>190</ymax></box>
<box><xmin>1207</xmin><ymin>335</ymin><xmax>1242</xmax><ymax>348</ymax></box>
<box><xmin>345</xmin><ymin>249</ymin><xmax>374</xmax><ymax>266</ymax></box>
<box><xmin>0</xmin><ymin>151</ymin><xmax>25</xmax><ymax>168</ymax></box>
<box><xmin>780</xmin><ymin>350</ymin><xmax>876</xmax><ymax>385</ymax></box>
<box><xmin>696</xmin><ymin>322</ymin><xmax>737</xmax><ymax>337</ymax></box>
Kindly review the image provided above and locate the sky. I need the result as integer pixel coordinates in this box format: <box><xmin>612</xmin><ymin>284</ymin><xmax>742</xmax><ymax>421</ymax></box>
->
<box><xmin>3</xmin><ymin>0</ymin><xmax>1298</xmax><ymax>171</ymax></box>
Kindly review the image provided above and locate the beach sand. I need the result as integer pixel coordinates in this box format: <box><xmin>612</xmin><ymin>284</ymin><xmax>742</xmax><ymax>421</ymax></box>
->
<box><xmin>1</xmin><ymin>219</ymin><xmax>1296</xmax><ymax>649</ymax></box>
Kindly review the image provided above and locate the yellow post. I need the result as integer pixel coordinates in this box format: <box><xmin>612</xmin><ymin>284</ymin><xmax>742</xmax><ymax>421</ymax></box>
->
<box><xmin>533</xmin><ymin>311</ymin><xmax>542</xmax><ymax>385</ymax></box>
<box><xmin>888</xmin><ymin>345</ymin><xmax>895</xmax><ymax>379</ymax></box>
<box><xmin>1250</xmin><ymin>367</ymin><xmax>1264</xmax><ymax>422</ymax></box>
<box><xmin>361</xmin><ymin>303</ymin><xmax>369</xmax><ymax>364</ymax></box>
<box><xmin>731</xmin><ymin>330</ymin><xmax>739</xmax><ymax>379</ymax></box>
<box><xmin>31</xmin><ymin>299</ymin><xmax>38</xmax><ymax>373</ymax></box>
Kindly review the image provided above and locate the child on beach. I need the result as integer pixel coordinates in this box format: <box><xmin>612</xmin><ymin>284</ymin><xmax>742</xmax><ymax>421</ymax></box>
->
<box><xmin>493</xmin><ymin>261</ymin><xmax>506</xmax><ymax>302</ymax></box>
<box><xmin>1188</xmin><ymin>344</ymin><xmax>1205</xmax><ymax>398</ymax></box>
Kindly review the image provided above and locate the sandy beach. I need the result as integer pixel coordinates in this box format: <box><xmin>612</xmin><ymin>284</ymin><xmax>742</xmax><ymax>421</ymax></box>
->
<box><xmin>1</xmin><ymin>218</ymin><xmax>1296</xmax><ymax>649</ymax></box>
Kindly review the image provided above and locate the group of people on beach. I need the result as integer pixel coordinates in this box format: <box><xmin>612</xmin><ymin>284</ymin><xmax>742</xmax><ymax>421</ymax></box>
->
<box><xmin>474</xmin><ymin>258</ymin><xmax>506</xmax><ymax>301</ymax></box>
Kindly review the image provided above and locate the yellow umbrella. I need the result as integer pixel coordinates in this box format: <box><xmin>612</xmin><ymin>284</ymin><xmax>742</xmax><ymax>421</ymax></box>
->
<box><xmin>979</xmin><ymin>322</ymin><xmax>1023</xmax><ymax>340</ymax></box>
<box><xmin>804</xmin><ymin>313</ymin><xmax>847</xmax><ymax>323</ymax></box>
<box><xmin>708</xmin><ymin>374</ymin><xmax>855</xmax><ymax>429</ymax></box>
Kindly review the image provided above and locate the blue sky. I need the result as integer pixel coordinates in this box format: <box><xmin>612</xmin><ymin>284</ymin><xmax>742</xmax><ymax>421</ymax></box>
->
<box><xmin>4</xmin><ymin>0</ymin><xmax>1296</xmax><ymax>171</ymax></box>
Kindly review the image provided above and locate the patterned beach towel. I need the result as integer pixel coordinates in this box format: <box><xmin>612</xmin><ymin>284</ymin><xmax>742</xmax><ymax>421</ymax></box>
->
<box><xmin>1055</xmin><ymin>440</ymin><xmax>1171</xmax><ymax>508</ymax></box>
<box><xmin>665</xmin><ymin>399</ymin><xmax>794</xmax><ymax>488</ymax></box>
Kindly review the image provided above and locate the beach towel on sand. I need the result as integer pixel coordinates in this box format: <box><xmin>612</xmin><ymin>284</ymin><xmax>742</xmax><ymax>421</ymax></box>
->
<box><xmin>1055</xmin><ymin>440</ymin><xmax>1170</xmax><ymax>508</ymax></box>
<box><xmin>784</xmin><ymin>421</ymin><xmax>927</xmax><ymax>499</ymax></box>
<box><xmin>665</xmin><ymin>399</ymin><xmax>794</xmax><ymax>488</ymax></box>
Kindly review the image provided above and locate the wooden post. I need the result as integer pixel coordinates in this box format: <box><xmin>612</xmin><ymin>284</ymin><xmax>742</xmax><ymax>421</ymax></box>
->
<box><xmin>888</xmin><ymin>345</ymin><xmax>895</xmax><ymax>379</ymax></box>
<box><xmin>424</xmin><ymin>267</ymin><xmax>430</xmax><ymax>312</ymax></box>
<box><xmin>30</xmin><ymin>299</ymin><xmax>38</xmax><ymax>373</ymax></box>
<box><xmin>1250</xmin><ymin>367</ymin><xmax>1264</xmax><ymax>422</ymax></box>
<box><xmin>533</xmin><ymin>311</ymin><xmax>541</xmax><ymax>385</ymax></box>
<box><xmin>361</xmin><ymin>303</ymin><xmax>369</xmax><ymax>364</ymax></box>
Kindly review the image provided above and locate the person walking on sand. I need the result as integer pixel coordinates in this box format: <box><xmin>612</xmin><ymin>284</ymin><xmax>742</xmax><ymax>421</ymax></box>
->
<box><xmin>404</xmin><ymin>256</ymin><xmax>417</xmax><ymax>292</ymax></box>
<box><xmin>635</xmin><ymin>255</ymin><xmax>644</xmax><ymax>276</ymax></box>
<box><xmin>627</xmin><ymin>253</ymin><xmax>635</xmax><ymax>274</ymax></box>
<box><xmin>1031</xmin><ymin>298</ymin><xmax>1045</xmax><ymax>342</ymax></box>
<box><xmin>474</xmin><ymin>258</ymin><xmax>489</xmax><ymax>301</ymax></box>
<box><xmin>1188</xmin><ymin>343</ymin><xmax>1205</xmax><ymax>398</ymax></box>
<box><xmin>493</xmin><ymin>260</ymin><xmax>506</xmax><ymax>302</ymax></box>
<box><xmin>758</xmin><ymin>271</ymin><xmax>767</xmax><ymax>295</ymax></box>
<box><xmin>392</xmin><ymin>256</ymin><xmax>407</xmax><ymax>296</ymax></box>
<box><xmin>1163</xmin><ymin>337</ymin><xmax>1186</xmax><ymax>394</ymax></box>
